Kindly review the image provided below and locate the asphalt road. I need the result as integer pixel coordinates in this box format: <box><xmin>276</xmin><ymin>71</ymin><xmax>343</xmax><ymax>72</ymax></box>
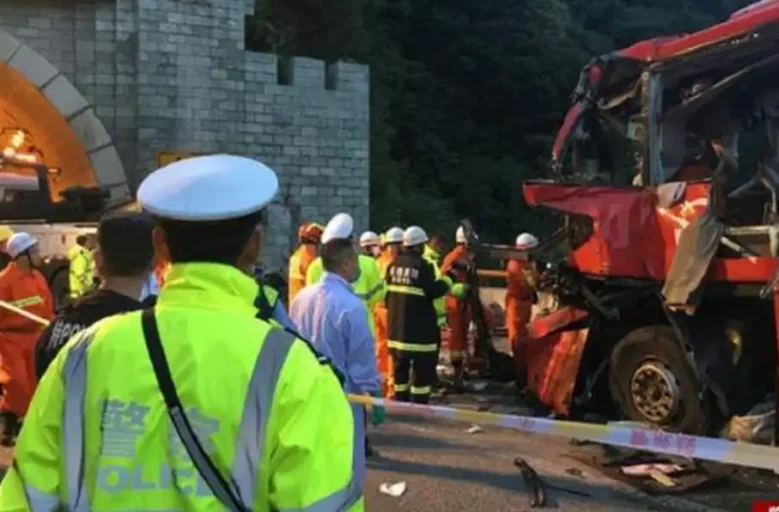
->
<box><xmin>365</xmin><ymin>412</ymin><xmax>664</xmax><ymax>512</ymax></box>
<box><xmin>364</xmin><ymin>388</ymin><xmax>779</xmax><ymax>512</ymax></box>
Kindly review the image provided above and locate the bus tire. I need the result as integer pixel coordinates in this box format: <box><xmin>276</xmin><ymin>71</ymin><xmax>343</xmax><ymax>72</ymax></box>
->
<box><xmin>609</xmin><ymin>325</ymin><xmax>709</xmax><ymax>434</ymax></box>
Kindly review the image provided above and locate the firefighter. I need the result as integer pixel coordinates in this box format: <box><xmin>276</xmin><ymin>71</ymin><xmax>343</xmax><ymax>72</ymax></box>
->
<box><xmin>359</xmin><ymin>231</ymin><xmax>381</xmax><ymax>257</ymax></box>
<box><xmin>506</xmin><ymin>232</ymin><xmax>540</xmax><ymax>390</ymax></box>
<box><xmin>0</xmin><ymin>232</ymin><xmax>53</xmax><ymax>445</ymax></box>
<box><xmin>441</xmin><ymin>225</ymin><xmax>476</xmax><ymax>381</ymax></box>
<box><xmin>68</xmin><ymin>234</ymin><xmax>95</xmax><ymax>300</ymax></box>
<box><xmin>0</xmin><ymin>154</ymin><xmax>363</xmax><ymax>511</ymax></box>
<box><xmin>386</xmin><ymin>226</ymin><xmax>466</xmax><ymax>403</ymax></box>
<box><xmin>306</xmin><ymin>214</ymin><xmax>386</xmax><ymax>336</ymax></box>
<box><xmin>375</xmin><ymin>226</ymin><xmax>403</xmax><ymax>397</ymax></box>
<box><xmin>288</xmin><ymin>222</ymin><xmax>323</xmax><ymax>307</ymax></box>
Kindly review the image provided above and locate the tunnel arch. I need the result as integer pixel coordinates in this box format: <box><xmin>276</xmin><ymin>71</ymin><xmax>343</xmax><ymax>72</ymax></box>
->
<box><xmin>0</xmin><ymin>29</ymin><xmax>128</xmax><ymax>200</ymax></box>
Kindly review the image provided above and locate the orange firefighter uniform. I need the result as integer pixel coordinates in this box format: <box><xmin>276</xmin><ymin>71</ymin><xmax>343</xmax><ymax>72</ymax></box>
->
<box><xmin>505</xmin><ymin>259</ymin><xmax>538</xmax><ymax>371</ymax></box>
<box><xmin>288</xmin><ymin>222</ymin><xmax>323</xmax><ymax>308</ymax></box>
<box><xmin>374</xmin><ymin>239</ymin><xmax>401</xmax><ymax>397</ymax></box>
<box><xmin>506</xmin><ymin>233</ymin><xmax>540</xmax><ymax>385</ymax></box>
<box><xmin>0</xmin><ymin>261</ymin><xmax>53</xmax><ymax>418</ymax></box>
<box><xmin>441</xmin><ymin>244</ymin><xmax>473</xmax><ymax>371</ymax></box>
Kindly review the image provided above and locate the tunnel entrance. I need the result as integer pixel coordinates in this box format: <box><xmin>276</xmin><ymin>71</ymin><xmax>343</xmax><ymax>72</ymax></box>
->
<box><xmin>0</xmin><ymin>29</ymin><xmax>127</xmax><ymax>206</ymax></box>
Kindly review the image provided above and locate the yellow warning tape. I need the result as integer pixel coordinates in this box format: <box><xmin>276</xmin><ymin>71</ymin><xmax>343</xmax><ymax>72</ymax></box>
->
<box><xmin>347</xmin><ymin>394</ymin><xmax>779</xmax><ymax>473</ymax></box>
<box><xmin>5</xmin><ymin>300</ymin><xmax>775</xmax><ymax>473</ymax></box>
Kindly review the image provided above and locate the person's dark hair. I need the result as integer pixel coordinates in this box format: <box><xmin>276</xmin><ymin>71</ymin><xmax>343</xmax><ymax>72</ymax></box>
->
<box><xmin>321</xmin><ymin>239</ymin><xmax>355</xmax><ymax>273</ymax></box>
<box><xmin>97</xmin><ymin>212</ymin><xmax>154</xmax><ymax>276</ymax></box>
<box><xmin>160</xmin><ymin>210</ymin><xmax>265</xmax><ymax>265</ymax></box>
<box><xmin>429</xmin><ymin>234</ymin><xmax>445</xmax><ymax>245</ymax></box>
<box><xmin>76</xmin><ymin>234</ymin><xmax>88</xmax><ymax>245</ymax></box>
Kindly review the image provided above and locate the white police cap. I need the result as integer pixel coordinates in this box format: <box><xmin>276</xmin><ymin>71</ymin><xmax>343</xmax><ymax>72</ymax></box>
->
<box><xmin>137</xmin><ymin>154</ymin><xmax>279</xmax><ymax>221</ymax></box>
<box><xmin>321</xmin><ymin>213</ymin><xmax>354</xmax><ymax>244</ymax></box>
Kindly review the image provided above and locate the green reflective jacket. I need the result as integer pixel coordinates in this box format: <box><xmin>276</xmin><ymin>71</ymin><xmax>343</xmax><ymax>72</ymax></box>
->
<box><xmin>68</xmin><ymin>245</ymin><xmax>94</xmax><ymax>299</ymax></box>
<box><xmin>0</xmin><ymin>263</ymin><xmax>363</xmax><ymax>512</ymax></box>
<box><xmin>423</xmin><ymin>248</ymin><xmax>447</xmax><ymax>327</ymax></box>
<box><xmin>306</xmin><ymin>254</ymin><xmax>386</xmax><ymax>334</ymax></box>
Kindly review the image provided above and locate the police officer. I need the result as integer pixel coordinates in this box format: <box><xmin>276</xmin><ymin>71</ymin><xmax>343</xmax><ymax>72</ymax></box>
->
<box><xmin>0</xmin><ymin>155</ymin><xmax>363</xmax><ymax>511</ymax></box>
<box><xmin>386</xmin><ymin>226</ymin><xmax>467</xmax><ymax>403</ymax></box>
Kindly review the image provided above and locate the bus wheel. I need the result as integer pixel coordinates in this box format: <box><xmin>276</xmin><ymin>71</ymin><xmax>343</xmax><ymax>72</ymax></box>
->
<box><xmin>609</xmin><ymin>325</ymin><xmax>709</xmax><ymax>434</ymax></box>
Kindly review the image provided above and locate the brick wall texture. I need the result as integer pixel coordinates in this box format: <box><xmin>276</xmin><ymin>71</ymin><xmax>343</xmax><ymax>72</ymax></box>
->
<box><xmin>0</xmin><ymin>0</ymin><xmax>370</xmax><ymax>269</ymax></box>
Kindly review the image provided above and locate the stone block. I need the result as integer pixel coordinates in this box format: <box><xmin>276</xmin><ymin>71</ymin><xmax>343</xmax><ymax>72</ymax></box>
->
<box><xmin>0</xmin><ymin>30</ymin><xmax>21</xmax><ymax>62</ymax></box>
<box><xmin>70</xmin><ymin>108</ymin><xmax>113</xmax><ymax>151</ymax></box>
<box><xmin>42</xmin><ymin>74</ymin><xmax>90</xmax><ymax>118</ymax></box>
<box><xmin>7</xmin><ymin>43</ymin><xmax>59</xmax><ymax>86</ymax></box>
<box><xmin>89</xmin><ymin>145</ymin><xmax>128</xmax><ymax>195</ymax></box>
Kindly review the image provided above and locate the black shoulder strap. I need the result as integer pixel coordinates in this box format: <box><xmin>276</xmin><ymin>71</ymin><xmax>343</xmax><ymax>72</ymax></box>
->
<box><xmin>140</xmin><ymin>309</ymin><xmax>247</xmax><ymax>512</ymax></box>
<box><xmin>254</xmin><ymin>283</ymin><xmax>274</xmax><ymax>322</ymax></box>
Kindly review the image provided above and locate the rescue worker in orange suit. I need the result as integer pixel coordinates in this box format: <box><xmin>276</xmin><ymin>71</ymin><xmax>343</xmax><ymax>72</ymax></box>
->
<box><xmin>0</xmin><ymin>232</ymin><xmax>53</xmax><ymax>445</ymax></box>
<box><xmin>288</xmin><ymin>222</ymin><xmax>324</xmax><ymax>307</ymax></box>
<box><xmin>441</xmin><ymin>226</ymin><xmax>476</xmax><ymax>382</ymax></box>
<box><xmin>375</xmin><ymin>227</ymin><xmax>404</xmax><ymax>397</ymax></box>
<box><xmin>506</xmin><ymin>233</ymin><xmax>540</xmax><ymax>390</ymax></box>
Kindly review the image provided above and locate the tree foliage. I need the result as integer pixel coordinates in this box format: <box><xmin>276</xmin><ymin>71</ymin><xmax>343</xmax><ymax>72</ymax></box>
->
<box><xmin>250</xmin><ymin>0</ymin><xmax>755</xmax><ymax>242</ymax></box>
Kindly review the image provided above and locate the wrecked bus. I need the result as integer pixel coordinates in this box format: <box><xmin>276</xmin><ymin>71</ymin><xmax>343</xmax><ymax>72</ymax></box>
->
<box><xmin>522</xmin><ymin>0</ymin><xmax>779</xmax><ymax>436</ymax></box>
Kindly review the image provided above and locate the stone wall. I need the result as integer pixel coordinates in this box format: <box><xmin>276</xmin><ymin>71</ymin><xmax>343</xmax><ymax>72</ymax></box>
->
<box><xmin>0</xmin><ymin>0</ymin><xmax>370</xmax><ymax>269</ymax></box>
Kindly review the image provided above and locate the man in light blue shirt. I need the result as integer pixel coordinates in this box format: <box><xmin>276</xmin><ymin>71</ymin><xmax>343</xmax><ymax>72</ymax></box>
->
<box><xmin>290</xmin><ymin>237</ymin><xmax>384</xmax><ymax>485</ymax></box>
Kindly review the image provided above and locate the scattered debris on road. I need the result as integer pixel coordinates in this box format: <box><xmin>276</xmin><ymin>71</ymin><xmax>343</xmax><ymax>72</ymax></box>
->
<box><xmin>514</xmin><ymin>457</ymin><xmax>547</xmax><ymax>508</ymax></box>
<box><xmin>466</xmin><ymin>424</ymin><xmax>484</xmax><ymax>434</ymax></box>
<box><xmin>379</xmin><ymin>481</ymin><xmax>407</xmax><ymax>498</ymax></box>
<box><xmin>620</xmin><ymin>463</ymin><xmax>684</xmax><ymax>477</ymax></box>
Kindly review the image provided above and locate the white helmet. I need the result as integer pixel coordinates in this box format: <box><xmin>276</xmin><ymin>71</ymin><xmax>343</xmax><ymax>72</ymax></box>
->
<box><xmin>515</xmin><ymin>233</ymin><xmax>539</xmax><ymax>250</ymax></box>
<box><xmin>359</xmin><ymin>230</ymin><xmax>380</xmax><ymax>248</ymax></box>
<box><xmin>403</xmin><ymin>226</ymin><xmax>428</xmax><ymax>247</ymax></box>
<box><xmin>384</xmin><ymin>226</ymin><xmax>404</xmax><ymax>244</ymax></box>
<box><xmin>455</xmin><ymin>226</ymin><xmax>467</xmax><ymax>244</ymax></box>
<box><xmin>6</xmin><ymin>232</ymin><xmax>39</xmax><ymax>258</ymax></box>
<box><xmin>321</xmin><ymin>213</ymin><xmax>354</xmax><ymax>244</ymax></box>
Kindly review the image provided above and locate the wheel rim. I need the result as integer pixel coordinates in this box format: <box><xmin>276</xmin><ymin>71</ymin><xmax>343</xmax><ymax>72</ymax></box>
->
<box><xmin>629</xmin><ymin>361</ymin><xmax>680</xmax><ymax>424</ymax></box>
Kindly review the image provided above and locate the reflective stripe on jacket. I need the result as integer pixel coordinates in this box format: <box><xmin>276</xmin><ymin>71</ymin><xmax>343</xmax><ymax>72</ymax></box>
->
<box><xmin>68</xmin><ymin>245</ymin><xmax>94</xmax><ymax>299</ymax></box>
<box><xmin>1</xmin><ymin>262</ymin><xmax>363</xmax><ymax>512</ymax></box>
<box><xmin>306</xmin><ymin>255</ymin><xmax>386</xmax><ymax>335</ymax></box>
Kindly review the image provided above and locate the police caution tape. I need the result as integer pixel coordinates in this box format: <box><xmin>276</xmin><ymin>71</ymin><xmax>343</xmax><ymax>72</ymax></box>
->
<box><xmin>347</xmin><ymin>394</ymin><xmax>779</xmax><ymax>473</ymax></box>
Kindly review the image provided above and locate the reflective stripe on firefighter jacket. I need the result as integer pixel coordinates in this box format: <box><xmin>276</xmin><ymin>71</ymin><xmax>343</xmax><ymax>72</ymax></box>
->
<box><xmin>385</xmin><ymin>252</ymin><xmax>451</xmax><ymax>353</ymax></box>
<box><xmin>288</xmin><ymin>244</ymin><xmax>317</xmax><ymax>308</ymax></box>
<box><xmin>306</xmin><ymin>255</ymin><xmax>386</xmax><ymax>335</ymax></box>
<box><xmin>68</xmin><ymin>245</ymin><xmax>94</xmax><ymax>299</ymax></box>
<box><xmin>0</xmin><ymin>262</ymin><xmax>363</xmax><ymax>512</ymax></box>
<box><xmin>422</xmin><ymin>248</ymin><xmax>447</xmax><ymax>327</ymax></box>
